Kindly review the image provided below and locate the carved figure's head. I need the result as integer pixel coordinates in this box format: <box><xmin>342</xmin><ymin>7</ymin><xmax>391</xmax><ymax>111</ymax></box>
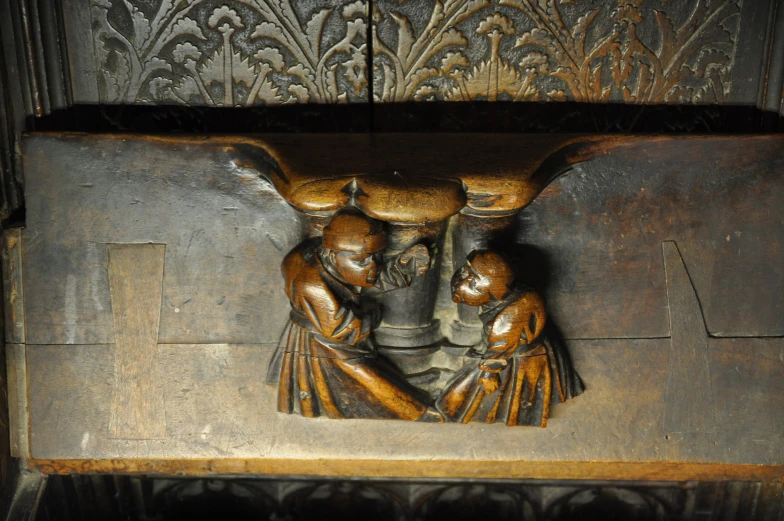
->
<box><xmin>451</xmin><ymin>250</ymin><xmax>514</xmax><ymax>306</ymax></box>
<box><xmin>321</xmin><ymin>209</ymin><xmax>387</xmax><ymax>287</ymax></box>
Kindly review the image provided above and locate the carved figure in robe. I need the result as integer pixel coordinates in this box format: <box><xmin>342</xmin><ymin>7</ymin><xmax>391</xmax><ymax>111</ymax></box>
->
<box><xmin>437</xmin><ymin>250</ymin><xmax>584</xmax><ymax>426</ymax></box>
<box><xmin>267</xmin><ymin>209</ymin><xmax>443</xmax><ymax>422</ymax></box>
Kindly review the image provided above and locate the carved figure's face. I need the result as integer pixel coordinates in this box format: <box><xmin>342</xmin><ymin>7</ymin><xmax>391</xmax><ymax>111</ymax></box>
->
<box><xmin>332</xmin><ymin>250</ymin><xmax>382</xmax><ymax>288</ymax></box>
<box><xmin>451</xmin><ymin>261</ymin><xmax>493</xmax><ymax>306</ymax></box>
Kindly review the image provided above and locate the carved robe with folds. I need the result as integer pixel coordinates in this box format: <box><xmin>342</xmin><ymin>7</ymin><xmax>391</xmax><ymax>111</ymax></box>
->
<box><xmin>437</xmin><ymin>289</ymin><xmax>584</xmax><ymax>427</ymax></box>
<box><xmin>266</xmin><ymin>239</ymin><xmax>432</xmax><ymax>420</ymax></box>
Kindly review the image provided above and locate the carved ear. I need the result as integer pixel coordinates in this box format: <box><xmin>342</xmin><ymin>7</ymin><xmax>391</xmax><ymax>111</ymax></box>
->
<box><xmin>328</xmin><ymin>250</ymin><xmax>337</xmax><ymax>266</ymax></box>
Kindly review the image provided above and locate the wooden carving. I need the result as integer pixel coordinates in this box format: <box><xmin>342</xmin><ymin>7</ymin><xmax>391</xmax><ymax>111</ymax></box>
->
<box><xmin>266</xmin><ymin>209</ymin><xmax>444</xmax><ymax>422</ymax></box>
<box><xmin>266</xmin><ymin>209</ymin><xmax>583</xmax><ymax>426</ymax></box>
<box><xmin>439</xmin><ymin>250</ymin><xmax>583</xmax><ymax>426</ymax></box>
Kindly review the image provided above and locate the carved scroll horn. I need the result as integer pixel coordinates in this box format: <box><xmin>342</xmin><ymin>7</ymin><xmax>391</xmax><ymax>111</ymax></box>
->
<box><xmin>228</xmin><ymin>142</ymin><xmax>289</xmax><ymax>186</ymax></box>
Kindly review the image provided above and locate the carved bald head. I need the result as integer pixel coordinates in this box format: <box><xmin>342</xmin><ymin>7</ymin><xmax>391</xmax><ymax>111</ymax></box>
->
<box><xmin>451</xmin><ymin>250</ymin><xmax>515</xmax><ymax>306</ymax></box>
<box><xmin>321</xmin><ymin>209</ymin><xmax>387</xmax><ymax>288</ymax></box>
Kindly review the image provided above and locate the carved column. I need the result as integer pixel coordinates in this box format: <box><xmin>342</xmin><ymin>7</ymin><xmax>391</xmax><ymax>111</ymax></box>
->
<box><xmin>370</xmin><ymin>220</ymin><xmax>448</xmax><ymax>348</ymax></box>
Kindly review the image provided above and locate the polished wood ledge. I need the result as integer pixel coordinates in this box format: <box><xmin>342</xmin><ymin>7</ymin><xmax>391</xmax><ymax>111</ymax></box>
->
<box><xmin>28</xmin><ymin>459</ymin><xmax>784</xmax><ymax>482</ymax></box>
<box><xmin>32</xmin><ymin>132</ymin><xmax>784</xmax><ymax>220</ymax></box>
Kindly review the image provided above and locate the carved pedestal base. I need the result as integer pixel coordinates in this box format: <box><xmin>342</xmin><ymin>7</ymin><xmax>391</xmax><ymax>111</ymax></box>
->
<box><xmin>374</xmin><ymin>320</ymin><xmax>442</xmax><ymax>348</ymax></box>
<box><xmin>448</xmin><ymin>319</ymin><xmax>483</xmax><ymax>347</ymax></box>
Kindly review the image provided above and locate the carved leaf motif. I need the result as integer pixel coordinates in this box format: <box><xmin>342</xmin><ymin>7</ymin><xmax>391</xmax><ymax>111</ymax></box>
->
<box><xmin>635</xmin><ymin>61</ymin><xmax>653</xmax><ymax>100</ymax></box>
<box><xmin>654</xmin><ymin>9</ymin><xmax>677</xmax><ymax>59</ymax></box>
<box><xmin>476</xmin><ymin>12</ymin><xmax>515</xmax><ymax>35</ymax></box>
<box><xmin>342</xmin><ymin>0</ymin><xmax>366</xmax><ymax>19</ymax></box>
<box><xmin>441</xmin><ymin>51</ymin><xmax>469</xmax><ymax>75</ymax></box>
<box><xmin>572</xmin><ymin>8</ymin><xmax>600</xmax><ymax>59</ymax></box>
<box><xmin>459</xmin><ymin>60</ymin><xmax>521</xmax><ymax>99</ymax></box>
<box><xmin>588</xmin><ymin>63</ymin><xmax>602</xmax><ymax>102</ymax></box>
<box><xmin>689</xmin><ymin>48</ymin><xmax>731</xmax><ymax>78</ymax></box>
<box><xmin>149</xmin><ymin>0</ymin><xmax>174</xmax><ymax>34</ymax></box>
<box><xmin>199</xmin><ymin>48</ymin><xmax>224</xmax><ymax>86</ymax></box>
<box><xmin>409</xmin><ymin>67</ymin><xmax>440</xmax><ymax>92</ymax></box>
<box><xmin>610</xmin><ymin>42</ymin><xmax>633</xmax><ymax>88</ymax></box>
<box><xmin>232</xmin><ymin>52</ymin><xmax>257</xmax><ymax>88</ymax></box>
<box><xmin>255</xmin><ymin>78</ymin><xmax>283</xmax><ymax>104</ymax></box>
<box><xmin>148</xmin><ymin>76</ymin><xmax>173</xmax><ymax>100</ymax></box>
<box><xmin>390</xmin><ymin>12</ymin><xmax>415</xmax><ymax>63</ymax></box>
<box><xmin>116</xmin><ymin>51</ymin><xmax>131</xmax><ymax>93</ymax></box>
<box><xmin>174</xmin><ymin>75</ymin><xmax>201</xmax><ymax>102</ymax></box>
<box><xmin>345</xmin><ymin>19</ymin><xmax>367</xmax><ymax>45</ymax></box>
<box><xmin>287</xmin><ymin>84</ymin><xmax>310</xmax><ymax>103</ymax></box>
<box><xmin>427</xmin><ymin>1</ymin><xmax>447</xmax><ymax>38</ymax></box>
<box><xmin>551</xmin><ymin>66</ymin><xmax>576</xmax><ymax>87</ymax></box>
<box><xmin>254</xmin><ymin>48</ymin><xmax>285</xmax><ymax>72</ymax></box>
<box><xmin>380</xmin><ymin>62</ymin><xmax>395</xmax><ymax>101</ymax></box>
<box><xmin>142</xmin><ymin>56</ymin><xmax>172</xmax><ymax>79</ymax></box>
<box><xmin>414</xmin><ymin>85</ymin><xmax>438</xmax><ymax>101</ymax></box>
<box><xmin>123</xmin><ymin>0</ymin><xmax>152</xmax><ymax>50</ymax></box>
<box><xmin>325</xmin><ymin>64</ymin><xmax>341</xmax><ymax>102</ymax></box>
<box><xmin>173</xmin><ymin>42</ymin><xmax>202</xmax><ymax>64</ymax></box>
<box><xmin>370</xmin><ymin>0</ymin><xmax>741</xmax><ymax>107</ymax></box>
<box><xmin>432</xmin><ymin>27</ymin><xmax>468</xmax><ymax>57</ymax></box>
<box><xmin>665</xmin><ymin>85</ymin><xmax>694</xmax><ymax>103</ymax></box>
<box><xmin>516</xmin><ymin>28</ymin><xmax>559</xmax><ymax>58</ymax></box>
<box><xmin>208</xmin><ymin>6</ymin><xmax>243</xmax><ymax>29</ymax></box>
<box><xmin>547</xmin><ymin>89</ymin><xmax>567</xmax><ymax>101</ymax></box>
<box><xmin>287</xmin><ymin>63</ymin><xmax>316</xmax><ymax>86</ymax></box>
<box><xmin>305</xmin><ymin>8</ymin><xmax>333</xmax><ymax>56</ymax></box>
<box><xmin>102</xmin><ymin>69</ymin><xmax>122</xmax><ymax>101</ymax></box>
<box><xmin>94</xmin><ymin>31</ymin><xmax>110</xmax><ymax>68</ymax></box>
<box><xmin>168</xmin><ymin>18</ymin><xmax>206</xmax><ymax>41</ymax></box>
<box><xmin>102</xmin><ymin>49</ymin><xmax>130</xmax><ymax>102</ymax></box>
<box><xmin>343</xmin><ymin>46</ymin><xmax>367</xmax><ymax>94</ymax></box>
<box><xmin>251</xmin><ymin>21</ymin><xmax>286</xmax><ymax>43</ymax></box>
<box><xmin>519</xmin><ymin>51</ymin><xmax>549</xmax><ymax>75</ymax></box>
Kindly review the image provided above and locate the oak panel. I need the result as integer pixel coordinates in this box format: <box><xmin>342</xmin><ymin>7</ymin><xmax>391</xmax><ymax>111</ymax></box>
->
<box><xmin>25</xmin><ymin>339</ymin><xmax>784</xmax><ymax>467</ymax></box>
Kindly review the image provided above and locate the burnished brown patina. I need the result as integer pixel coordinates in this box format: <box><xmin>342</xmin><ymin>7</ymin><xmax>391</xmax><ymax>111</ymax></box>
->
<box><xmin>266</xmin><ymin>209</ymin><xmax>443</xmax><ymax>421</ymax></box>
<box><xmin>439</xmin><ymin>251</ymin><xmax>583</xmax><ymax>427</ymax></box>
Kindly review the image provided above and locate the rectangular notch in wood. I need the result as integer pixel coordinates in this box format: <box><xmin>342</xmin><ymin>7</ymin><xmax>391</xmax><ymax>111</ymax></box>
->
<box><xmin>107</xmin><ymin>244</ymin><xmax>167</xmax><ymax>439</ymax></box>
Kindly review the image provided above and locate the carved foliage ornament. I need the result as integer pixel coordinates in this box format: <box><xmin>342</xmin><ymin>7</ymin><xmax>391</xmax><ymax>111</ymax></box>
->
<box><xmin>91</xmin><ymin>0</ymin><xmax>741</xmax><ymax>107</ymax></box>
<box><xmin>91</xmin><ymin>0</ymin><xmax>368</xmax><ymax>104</ymax></box>
<box><xmin>373</xmin><ymin>0</ymin><xmax>742</xmax><ymax>103</ymax></box>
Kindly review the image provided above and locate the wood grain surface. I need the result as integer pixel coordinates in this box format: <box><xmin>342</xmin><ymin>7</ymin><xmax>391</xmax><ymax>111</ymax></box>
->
<box><xmin>107</xmin><ymin>244</ymin><xmax>167</xmax><ymax>439</ymax></box>
<box><xmin>2</xmin><ymin>229</ymin><xmax>25</xmax><ymax>344</ymax></box>
<box><xmin>22</xmin><ymin>135</ymin><xmax>301</xmax><ymax>345</ymax></box>
<box><xmin>6</xmin><ymin>344</ymin><xmax>29</xmax><ymax>457</ymax></box>
<box><xmin>24</xmin><ymin>339</ymin><xmax>784</xmax><ymax>467</ymax></box>
<box><xmin>26</xmin><ymin>459</ymin><xmax>784</xmax><ymax>482</ymax></box>
<box><xmin>17</xmin><ymin>133</ymin><xmax>784</xmax><ymax>478</ymax></box>
<box><xmin>662</xmin><ymin>241</ymin><xmax>714</xmax><ymax>434</ymax></box>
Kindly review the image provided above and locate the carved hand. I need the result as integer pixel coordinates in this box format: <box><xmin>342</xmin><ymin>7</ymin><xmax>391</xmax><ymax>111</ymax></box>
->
<box><xmin>398</xmin><ymin>244</ymin><xmax>431</xmax><ymax>277</ymax></box>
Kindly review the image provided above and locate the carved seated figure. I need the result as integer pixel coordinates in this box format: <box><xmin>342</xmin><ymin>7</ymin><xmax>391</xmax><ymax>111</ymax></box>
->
<box><xmin>266</xmin><ymin>209</ymin><xmax>443</xmax><ymax>422</ymax></box>
<box><xmin>437</xmin><ymin>250</ymin><xmax>584</xmax><ymax>426</ymax></box>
